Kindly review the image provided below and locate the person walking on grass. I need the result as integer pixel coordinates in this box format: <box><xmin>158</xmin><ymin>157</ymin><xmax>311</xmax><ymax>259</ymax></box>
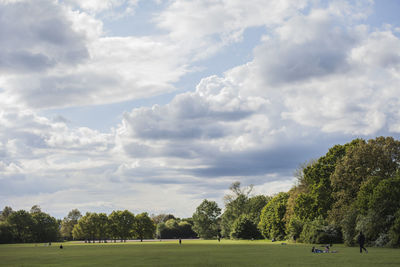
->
<box><xmin>358</xmin><ymin>231</ymin><xmax>368</xmax><ymax>253</ymax></box>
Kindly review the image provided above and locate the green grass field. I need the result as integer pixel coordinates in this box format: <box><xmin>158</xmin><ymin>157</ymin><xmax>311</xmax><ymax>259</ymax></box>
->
<box><xmin>1</xmin><ymin>240</ymin><xmax>399</xmax><ymax>267</ymax></box>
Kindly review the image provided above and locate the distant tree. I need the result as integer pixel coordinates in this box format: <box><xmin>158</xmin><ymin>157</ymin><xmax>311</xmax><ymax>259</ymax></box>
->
<box><xmin>151</xmin><ymin>214</ymin><xmax>175</xmax><ymax>224</ymax></box>
<box><xmin>192</xmin><ymin>199</ymin><xmax>221</xmax><ymax>239</ymax></box>
<box><xmin>0</xmin><ymin>206</ymin><xmax>14</xmax><ymax>221</ymax></box>
<box><xmin>134</xmin><ymin>212</ymin><xmax>155</xmax><ymax>241</ymax></box>
<box><xmin>156</xmin><ymin>218</ymin><xmax>197</xmax><ymax>239</ymax></box>
<box><xmin>95</xmin><ymin>213</ymin><xmax>110</xmax><ymax>242</ymax></box>
<box><xmin>60</xmin><ymin>209</ymin><xmax>82</xmax><ymax>240</ymax></box>
<box><xmin>31</xmin><ymin>211</ymin><xmax>59</xmax><ymax>242</ymax></box>
<box><xmin>109</xmin><ymin>210</ymin><xmax>135</xmax><ymax>242</ymax></box>
<box><xmin>30</xmin><ymin>205</ymin><xmax>42</xmax><ymax>214</ymax></box>
<box><xmin>178</xmin><ymin>221</ymin><xmax>197</xmax><ymax>238</ymax></box>
<box><xmin>0</xmin><ymin>222</ymin><xmax>14</xmax><ymax>244</ymax></box>
<box><xmin>220</xmin><ymin>182</ymin><xmax>252</xmax><ymax>238</ymax></box>
<box><xmin>72</xmin><ymin>212</ymin><xmax>98</xmax><ymax>242</ymax></box>
<box><xmin>8</xmin><ymin>210</ymin><xmax>34</xmax><ymax>243</ymax></box>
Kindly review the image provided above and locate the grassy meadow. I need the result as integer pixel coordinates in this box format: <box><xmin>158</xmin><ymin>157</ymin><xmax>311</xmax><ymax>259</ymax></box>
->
<box><xmin>1</xmin><ymin>240</ymin><xmax>399</xmax><ymax>267</ymax></box>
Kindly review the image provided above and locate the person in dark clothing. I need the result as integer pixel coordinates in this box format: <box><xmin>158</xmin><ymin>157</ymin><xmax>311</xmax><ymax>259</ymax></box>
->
<box><xmin>358</xmin><ymin>231</ymin><xmax>368</xmax><ymax>253</ymax></box>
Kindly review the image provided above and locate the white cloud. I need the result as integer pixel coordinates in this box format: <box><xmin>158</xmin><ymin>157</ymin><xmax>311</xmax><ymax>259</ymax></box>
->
<box><xmin>64</xmin><ymin>0</ymin><xmax>139</xmax><ymax>17</ymax></box>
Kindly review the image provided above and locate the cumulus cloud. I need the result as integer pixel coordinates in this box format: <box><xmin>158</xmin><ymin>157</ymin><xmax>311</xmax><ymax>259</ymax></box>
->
<box><xmin>0</xmin><ymin>0</ymin><xmax>189</xmax><ymax>109</ymax></box>
<box><xmin>155</xmin><ymin>0</ymin><xmax>309</xmax><ymax>60</ymax></box>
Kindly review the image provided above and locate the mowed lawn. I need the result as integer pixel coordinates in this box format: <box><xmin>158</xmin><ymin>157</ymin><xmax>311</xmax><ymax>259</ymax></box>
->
<box><xmin>1</xmin><ymin>240</ymin><xmax>399</xmax><ymax>267</ymax></box>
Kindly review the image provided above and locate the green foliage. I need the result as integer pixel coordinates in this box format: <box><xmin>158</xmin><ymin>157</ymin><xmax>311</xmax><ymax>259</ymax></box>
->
<box><xmin>230</xmin><ymin>215</ymin><xmax>262</xmax><ymax>239</ymax></box>
<box><xmin>246</xmin><ymin>195</ymin><xmax>270</xmax><ymax>225</ymax></box>
<box><xmin>109</xmin><ymin>210</ymin><xmax>135</xmax><ymax>241</ymax></box>
<box><xmin>8</xmin><ymin>210</ymin><xmax>34</xmax><ymax>243</ymax></box>
<box><xmin>0</xmin><ymin>222</ymin><xmax>14</xmax><ymax>244</ymax></box>
<box><xmin>330</xmin><ymin>137</ymin><xmax>400</xmax><ymax>224</ymax></box>
<box><xmin>192</xmin><ymin>199</ymin><xmax>221</xmax><ymax>239</ymax></box>
<box><xmin>300</xmin><ymin>216</ymin><xmax>341</xmax><ymax>244</ymax></box>
<box><xmin>0</xmin><ymin>206</ymin><xmax>13</xmax><ymax>221</ymax></box>
<box><xmin>294</xmin><ymin>193</ymin><xmax>318</xmax><ymax>221</ymax></box>
<box><xmin>258</xmin><ymin>192</ymin><xmax>289</xmax><ymax>240</ymax></box>
<box><xmin>388</xmin><ymin>209</ymin><xmax>400</xmax><ymax>247</ymax></box>
<box><xmin>220</xmin><ymin>182</ymin><xmax>252</xmax><ymax>238</ymax></box>
<box><xmin>31</xmin><ymin>211</ymin><xmax>59</xmax><ymax>242</ymax></box>
<box><xmin>60</xmin><ymin>209</ymin><xmax>82</xmax><ymax>240</ymax></box>
<box><xmin>341</xmin><ymin>206</ymin><xmax>358</xmax><ymax>246</ymax></box>
<box><xmin>300</xmin><ymin>144</ymin><xmax>347</xmax><ymax>219</ymax></box>
<box><xmin>156</xmin><ymin>219</ymin><xmax>197</xmax><ymax>239</ymax></box>
<box><xmin>134</xmin><ymin>212</ymin><xmax>155</xmax><ymax>241</ymax></box>
<box><xmin>220</xmin><ymin>182</ymin><xmax>268</xmax><ymax>239</ymax></box>
<box><xmin>286</xmin><ymin>216</ymin><xmax>304</xmax><ymax>240</ymax></box>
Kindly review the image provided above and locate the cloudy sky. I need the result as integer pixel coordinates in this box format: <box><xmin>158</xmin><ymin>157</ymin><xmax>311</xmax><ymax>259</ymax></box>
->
<box><xmin>1</xmin><ymin>0</ymin><xmax>400</xmax><ymax>218</ymax></box>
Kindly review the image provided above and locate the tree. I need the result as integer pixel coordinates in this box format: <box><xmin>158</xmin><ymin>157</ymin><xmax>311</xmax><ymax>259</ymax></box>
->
<box><xmin>258</xmin><ymin>192</ymin><xmax>289</xmax><ymax>240</ymax></box>
<box><xmin>31</xmin><ymin>211</ymin><xmax>59</xmax><ymax>242</ymax></box>
<box><xmin>8</xmin><ymin>210</ymin><xmax>34</xmax><ymax>243</ymax></box>
<box><xmin>220</xmin><ymin>182</ymin><xmax>252</xmax><ymax>238</ymax></box>
<box><xmin>30</xmin><ymin>205</ymin><xmax>42</xmax><ymax>214</ymax></box>
<box><xmin>156</xmin><ymin>218</ymin><xmax>197</xmax><ymax>239</ymax></box>
<box><xmin>72</xmin><ymin>212</ymin><xmax>98</xmax><ymax>242</ymax></box>
<box><xmin>109</xmin><ymin>210</ymin><xmax>135</xmax><ymax>242</ymax></box>
<box><xmin>192</xmin><ymin>199</ymin><xmax>221</xmax><ymax>239</ymax></box>
<box><xmin>330</xmin><ymin>137</ymin><xmax>400</xmax><ymax>224</ymax></box>
<box><xmin>60</xmin><ymin>209</ymin><xmax>82</xmax><ymax>240</ymax></box>
<box><xmin>134</xmin><ymin>213</ymin><xmax>155</xmax><ymax>241</ymax></box>
<box><xmin>230</xmin><ymin>215</ymin><xmax>262</xmax><ymax>239</ymax></box>
<box><xmin>178</xmin><ymin>221</ymin><xmax>197</xmax><ymax>238</ymax></box>
<box><xmin>245</xmin><ymin>195</ymin><xmax>270</xmax><ymax>225</ymax></box>
<box><xmin>151</xmin><ymin>214</ymin><xmax>175</xmax><ymax>225</ymax></box>
<box><xmin>95</xmin><ymin>213</ymin><xmax>110</xmax><ymax>242</ymax></box>
<box><xmin>0</xmin><ymin>206</ymin><xmax>14</xmax><ymax>221</ymax></box>
<box><xmin>0</xmin><ymin>222</ymin><xmax>14</xmax><ymax>244</ymax></box>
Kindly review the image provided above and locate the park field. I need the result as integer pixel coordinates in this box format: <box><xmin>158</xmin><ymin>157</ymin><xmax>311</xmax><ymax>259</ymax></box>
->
<box><xmin>0</xmin><ymin>240</ymin><xmax>399</xmax><ymax>267</ymax></box>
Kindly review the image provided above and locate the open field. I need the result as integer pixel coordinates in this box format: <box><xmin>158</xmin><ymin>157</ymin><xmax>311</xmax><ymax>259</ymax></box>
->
<box><xmin>1</xmin><ymin>240</ymin><xmax>399</xmax><ymax>267</ymax></box>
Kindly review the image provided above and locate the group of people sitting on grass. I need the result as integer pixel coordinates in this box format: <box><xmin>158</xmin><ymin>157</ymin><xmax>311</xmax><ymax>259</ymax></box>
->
<box><xmin>311</xmin><ymin>244</ymin><xmax>338</xmax><ymax>253</ymax></box>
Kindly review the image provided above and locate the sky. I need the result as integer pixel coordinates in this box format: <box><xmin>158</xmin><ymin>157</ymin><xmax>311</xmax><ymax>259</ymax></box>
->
<box><xmin>1</xmin><ymin>0</ymin><xmax>400</xmax><ymax>218</ymax></box>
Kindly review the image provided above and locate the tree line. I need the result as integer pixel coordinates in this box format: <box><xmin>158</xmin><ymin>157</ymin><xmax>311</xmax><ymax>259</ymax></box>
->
<box><xmin>1</xmin><ymin>136</ymin><xmax>400</xmax><ymax>247</ymax></box>
<box><xmin>192</xmin><ymin>136</ymin><xmax>400</xmax><ymax>247</ymax></box>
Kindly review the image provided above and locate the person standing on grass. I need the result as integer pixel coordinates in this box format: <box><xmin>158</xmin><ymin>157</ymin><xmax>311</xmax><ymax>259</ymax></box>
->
<box><xmin>358</xmin><ymin>231</ymin><xmax>368</xmax><ymax>253</ymax></box>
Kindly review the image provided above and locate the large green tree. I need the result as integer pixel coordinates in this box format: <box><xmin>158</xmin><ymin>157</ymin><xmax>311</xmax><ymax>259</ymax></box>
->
<box><xmin>258</xmin><ymin>192</ymin><xmax>289</xmax><ymax>240</ymax></box>
<box><xmin>31</xmin><ymin>211</ymin><xmax>59</xmax><ymax>242</ymax></box>
<box><xmin>330</xmin><ymin>137</ymin><xmax>400</xmax><ymax>225</ymax></box>
<box><xmin>8</xmin><ymin>210</ymin><xmax>34</xmax><ymax>243</ymax></box>
<box><xmin>109</xmin><ymin>210</ymin><xmax>135</xmax><ymax>242</ymax></box>
<box><xmin>134</xmin><ymin>212</ymin><xmax>155</xmax><ymax>241</ymax></box>
<box><xmin>192</xmin><ymin>199</ymin><xmax>221</xmax><ymax>239</ymax></box>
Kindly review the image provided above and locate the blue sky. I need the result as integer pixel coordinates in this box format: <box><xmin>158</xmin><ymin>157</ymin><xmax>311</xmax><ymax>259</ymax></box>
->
<box><xmin>1</xmin><ymin>0</ymin><xmax>400</xmax><ymax>218</ymax></box>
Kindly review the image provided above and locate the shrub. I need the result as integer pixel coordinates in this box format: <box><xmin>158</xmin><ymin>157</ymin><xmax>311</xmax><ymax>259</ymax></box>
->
<box><xmin>230</xmin><ymin>215</ymin><xmax>262</xmax><ymax>240</ymax></box>
<box><xmin>300</xmin><ymin>216</ymin><xmax>341</xmax><ymax>244</ymax></box>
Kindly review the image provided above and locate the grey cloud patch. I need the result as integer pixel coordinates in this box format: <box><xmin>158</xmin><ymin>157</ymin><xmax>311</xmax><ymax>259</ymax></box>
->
<box><xmin>189</xmin><ymin>144</ymin><xmax>316</xmax><ymax>179</ymax></box>
<box><xmin>0</xmin><ymin>174</ymin><xmax>65</xmax><ymax>197</ymax></box>
<box><xmin>255</xmin><ymin>11</ymin><xmax>358</xmax><ymax>85</ymax></box>
<box><xmin>0</xmin><ymin>0</ymin><xmax>89</xmax><ymax>74</ymax></box>
<box><xmin>20</xmin><ymin>73</ymin><xmax>119</xmax><ymax>109</ymax></box>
